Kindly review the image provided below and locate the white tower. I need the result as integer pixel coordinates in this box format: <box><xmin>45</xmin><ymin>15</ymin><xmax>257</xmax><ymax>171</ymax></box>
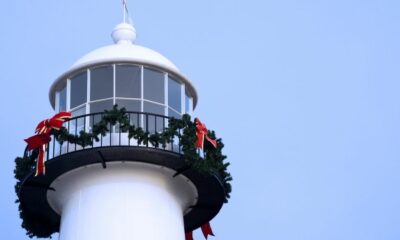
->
<box><xmin>16</xmin><ymin>6</ymin><xmax>229</xmax><ymax>240</ymax></box>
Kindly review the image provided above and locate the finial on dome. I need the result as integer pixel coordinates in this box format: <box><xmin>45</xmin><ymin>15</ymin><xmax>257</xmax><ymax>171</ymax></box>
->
<box><xmin>112</xmin><ymin>0</ymin><xmax>135</xmax><ymax>44</ymax></box>
<box><xmin>112</xmin><ymin>22</ymin><xmax>137</xmax><ymax>44</ymax></box>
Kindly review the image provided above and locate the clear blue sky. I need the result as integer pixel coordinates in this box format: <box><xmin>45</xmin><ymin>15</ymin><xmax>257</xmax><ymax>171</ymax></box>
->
<box><xmin>1</xmin><ymin>0</ymin><xmax>400</xmax><ymax>239</ymax></box>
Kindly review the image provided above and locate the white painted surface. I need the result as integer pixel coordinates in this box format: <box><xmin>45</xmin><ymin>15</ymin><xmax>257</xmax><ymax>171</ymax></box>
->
<box><xmin>111</xmin><ymin>22</ymin><xmax>137</xmax><ymax>44</ymax></box>
<box><xmin>74</xmin><ymin>22</ymin><xmax>175</xmax><ymax>71</ymax></box>
<box><xmin>47</xmin><ymin>162</ymin><xmax>198</xmax><ymax>240</ymax></box>
<box><xmin>71</xmin><ymin>42</ymin><xmax>179</xmax><ymax>72</ymax></box>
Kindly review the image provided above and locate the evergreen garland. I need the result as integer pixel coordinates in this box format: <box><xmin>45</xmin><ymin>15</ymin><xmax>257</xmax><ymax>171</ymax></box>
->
<box><xmin>14</xmin><ymin>105</ymin><xmax>232</xmax><ymax>238</ymax></box>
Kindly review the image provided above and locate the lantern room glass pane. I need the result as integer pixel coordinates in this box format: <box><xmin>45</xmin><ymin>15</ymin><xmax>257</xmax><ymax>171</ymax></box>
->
<box><xmin>168</xmin><ymin>108</ymin><xmax>181</xmax><ymax>119</ymax></box>
<box><xmin>115</xmin><ymin>99</ymin><xmax>141</xmax><ymax>133</ymax></box>
<box><xmin>70</xmin><ymin>72</ymin><xmax>87</xmax><ymax>108</ymax></box>
<box><xmin>116</xmin><ymin>99</ymin><xmax>141</xmax><ymax>112</ymax></box>
<box><xmin>168</xmin><ymin>77</ymin><xmax>181</xmax><ymax>113</ymax></box>
<box><xmin>116</xmin><ymin>65</ymin><xmax>141</xmax><ymax>98</ymax></box>
<box><xmin>143</xmin><ymin>101</ymin><xmax>164</xmax><ymax>115</ymax></box>
<box><xmin>143</xmin><ymin>101</ymin><xmax>164</xmax><ymax>133</ymax></box>
<box><xmin>90</xmin><ymin>99</ymin><xmax>113</xmax><ymax>113</ymax></box>
<box><xmin>70</xmin><ymin>106</ymin><xmax>86</xmax><ymax>135</ymax></box>
<box><xmin>59</xmin><ymin>86</ymin><xmax>67</xmax><ymax>112</ymax></box>
<box><xmin>71</xmin><ymin>105</ymin><xmax>86</xmax><ymax>117</ymax></box>
<box><xmin>91</xmin><ymin>66</ymin><xmax>113</xmax><ymax>101</ymax></box>
<box><xmin>144</xmin><ymin>68</ymin><xmax>164</xmax><ymax>104</ymax></box>
<box><xmin>89</xmin><ymin>100</ymin><xmax>113</xmax><ymax>128</ymax></box>
<box><xmin>185</xmin><ymin>94</ymin><xmax>191</xmax><ymax>113</ymax></box>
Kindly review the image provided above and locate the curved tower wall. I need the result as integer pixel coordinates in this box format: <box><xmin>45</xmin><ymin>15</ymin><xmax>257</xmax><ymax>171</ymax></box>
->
<box><xmin>47</xmin><ymin>162</ymin><xmax>198</xmax><ymax>240</ymax></box>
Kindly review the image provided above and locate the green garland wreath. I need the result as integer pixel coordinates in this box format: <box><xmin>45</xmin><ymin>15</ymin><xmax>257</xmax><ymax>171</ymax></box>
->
<box><xmin>14</xmin><ymin>105</ymin><xmax>232</xmax><ymax>238</ymax></box>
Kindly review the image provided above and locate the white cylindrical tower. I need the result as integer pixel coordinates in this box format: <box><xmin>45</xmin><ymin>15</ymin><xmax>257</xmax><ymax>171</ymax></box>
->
<box><xmin>49</xmin><ymin>162</ymin><xmax>197</xmax><ymax>240</ymax></box>
<box><xmin>17</xmin><ymin>20</ymin><xmax>227</xmax><ymax>240</ymax></box>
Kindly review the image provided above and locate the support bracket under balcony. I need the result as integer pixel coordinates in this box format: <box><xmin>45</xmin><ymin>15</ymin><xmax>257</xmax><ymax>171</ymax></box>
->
<box><xmin>97</xmin><ymin>151</ymin><xmax>107</xmax><ymax>169</ymax></box>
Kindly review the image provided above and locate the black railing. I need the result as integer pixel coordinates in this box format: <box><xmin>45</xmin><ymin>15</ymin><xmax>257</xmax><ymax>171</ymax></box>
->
<box><xmin>26</xmin><ymin>111</ymin><xmax>182</xmax><ymax>161</ymax></box>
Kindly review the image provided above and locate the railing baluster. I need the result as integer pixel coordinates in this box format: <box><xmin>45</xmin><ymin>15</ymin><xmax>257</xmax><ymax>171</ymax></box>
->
<box><xmin>100</xmin><ymin>114</ymin><xmax>103</xmax><ymax>147</ymax></box>
<box><xmin>162</xmin><ymin>116</ymin><xmax>166</xmax><ymax>150</ymax></box>
<box><xmin>119</xmin><ymin>119</ymin><xmax>121</xmax><ymax>146</ymax></box>
<box><xmin>178</xmin><ymin>128</ymin><xmax>181</xmax><ymax>154</ymax></box>
<box><xmin>46</xmin><ymin>143</ymin><xmax>50</xmax><ymax>161</ymax></box>
<box><xmin>171</xmin><ymin>126</ymin><xmax>174</xmax><ymax>152</ymax></box>
<box><xmin>155</xmin><ymin>115</ymin><xmax>157</xmax><ymax>133</ymax></box>
<box><xmin>67</xmin><ymin>121</ymin><xmax>70</xmax><ymax>153</ymax></box>
<box><xmin>128</xmin><ymin>113</ymin><xmax>131</xmax><ymax>146</ymax></box>
<box><xmin>137</xmin><ymin>113</ymin><xmax>140</xmax><ymax>128</ymax></box>
<box><xmin>154</xmin><ymin>116</ymin><xmax>157</xmax><ymax>148</ymax></box>
<box><xmin>52</xmin><ymin>134</ymin><xmax>56</xmax><ymax>158</ymax></box>
<box><xmin>91</xmin><ymin>114</ymin><xmax>94</xmax><ymax>149</ymax></box>
<box><xmin>137</xmin><ymin>113</ymin><xmax>140</xmax><ymax>146</ymax></box>
<box><xmin>75</xmin><ymin>118</ymin><xmax>78</xmax><ymax>151</ymax></box>
<box><xmin>109</xmin><ymin>122</ymin><xmax>112</xmax><ymax>146</ymax></box>
<box><xmin>59</xmin><ymin>134</ymin><xmax>62</xmax><ymax>156</ymax></box>
<box><xmin>83</xmin><ymin>115</ymin><xmax>86</xmax><ymax>149</ymax></box>
<box><xmin>146</xmin><ymin>114</ymin><xmax>149</xmax><ymax>147</ymax></box>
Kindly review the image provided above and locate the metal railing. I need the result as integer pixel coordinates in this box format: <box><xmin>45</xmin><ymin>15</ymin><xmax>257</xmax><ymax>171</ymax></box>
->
<box><xmin>25</xmin><ymin>111</ymin><xmax>182</xmax><ymax>161</ymax></box>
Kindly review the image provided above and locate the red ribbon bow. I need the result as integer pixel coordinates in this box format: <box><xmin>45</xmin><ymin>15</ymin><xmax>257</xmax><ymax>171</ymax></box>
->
<box><xmin>186</xmin><ymin>222</ymin><xmax>215</xmax><ymax>240</ymax></box>
<box><xmin>24</xmin><ymin>112</ymin><xmax>71</xmax><ymax>176</ymax></box>
<box><xmin>195</xmin><ymin>118</ymin><xmax>217</xmax><ymax>149</ymax></box>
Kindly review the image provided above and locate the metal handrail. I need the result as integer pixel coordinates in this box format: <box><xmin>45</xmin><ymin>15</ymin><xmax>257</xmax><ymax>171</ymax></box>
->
<box><xmin>25</xmin><ymin>111</ymin><xmax>181</xmax><ymax>161</ymax></box>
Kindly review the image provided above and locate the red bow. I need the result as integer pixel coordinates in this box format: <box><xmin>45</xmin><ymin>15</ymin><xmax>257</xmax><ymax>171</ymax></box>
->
<box><xmin>25</xmin><ymin>112</ymin><xmax>71</xmax><ymax>176</ymax></box>
<box><xmin>195</xmin><ymin>118</ymin><xmax>217</xmax><ymax>149</ymax></box>
<box><xmin>186</xmin><ymin>222</ymin><xmax>215</xmax><ymax>240</ymax></box>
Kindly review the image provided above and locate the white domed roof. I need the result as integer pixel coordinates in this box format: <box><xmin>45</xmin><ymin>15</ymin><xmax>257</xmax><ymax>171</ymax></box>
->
<box><xmin>71</xmin><ymin>22</ymin><xmax>179</xmax><ymax>73</ymax></box>
<box><xmin>71</xmin><ymin>43</ymin><xmax>179</xmax><ymax>72</ymax></box>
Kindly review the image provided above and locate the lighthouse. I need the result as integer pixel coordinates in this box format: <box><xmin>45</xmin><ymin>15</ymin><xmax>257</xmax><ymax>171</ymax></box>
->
<box><xmin>15</xmin><ymin>4</ymin><xmax>231</xmax><ymax>240</ymax></box>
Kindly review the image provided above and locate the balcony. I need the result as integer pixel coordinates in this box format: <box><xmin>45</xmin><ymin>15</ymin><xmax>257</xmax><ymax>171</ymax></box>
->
<box><xmin>24</xmin><ymin>111</ymin><xmax>184</xmax><ymax>162</ymax></box>
<box><xmin>16</xmin><ymin>108</ymin><xmax>231</xmax><ymax>237</ymax></box>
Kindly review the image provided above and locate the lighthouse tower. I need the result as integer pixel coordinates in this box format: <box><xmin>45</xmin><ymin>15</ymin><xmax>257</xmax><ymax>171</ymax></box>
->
<box><xmin>16</xmin><ymin>6</ymin><xmax>229</xmax><ymax>240</ymax></box>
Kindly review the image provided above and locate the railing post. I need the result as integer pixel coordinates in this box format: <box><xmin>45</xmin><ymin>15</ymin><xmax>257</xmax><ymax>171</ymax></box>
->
<box><xmin>128</xmin><ymin>113</ymin><xmax>131</xmax><ymax>146</ymax></box>
<box><xmin>146</xmin><ymin>113</ymin><xmax>149</xmax><ymax>147</ymax></box>
<box><xmin>109</xmin><ymin>122</ymin><xmax>112</xmax><ymax>146</ymax></box>
<box><xmin>178</xmin><ymin>128</ymin><xmax>181</xmax><ymax>154</ymax></box>
<box><xmin>66</xmin><ymin>120</ymin><xmax>70</xmax><ymax>153</ymax></box>
<box><xmin>118</xmin><ymin>118</ymin><xmax>122</xmax><ymax>146</ymax></box>
<box><xmin>100</xmin><ymin>113</ymin><xmax>103</xmax><ymax>147</ymax></box>
<box><xmin>137</xmin><ymin>113</ymin><xmax>140</xmax><ymax>146</ymax></box>
<box><xmin>91</xmin><ymin>114</ymin><xmax>94</xmax><ymax>148</ymax></box>
<box><xmin>162</xmin><ymin>116</ymin><xmax>166</xmax><ymax>150</ymax></box>
<box><xmin>46</xmin><ymin>143</ymin><xmax>50</xmax><ymax>161</ymax></box>
<box><xmin>75</xmin><ymin>118</ymin><xmax>78</xmax><ymax>151</ymax></box>
<box><xmin>154</xmin><ymin>116</ymin><xmax>157</xmax><ymax>148</ymax></box>
<box><xmin>52</xmin><ymin>134</ymin><xmax>55</xmax><ymax>159</ymax></box>
<box><xmin>83</xmin><ymin>115</ymin><xmax>87</xmax><ymax>149</ymax></box>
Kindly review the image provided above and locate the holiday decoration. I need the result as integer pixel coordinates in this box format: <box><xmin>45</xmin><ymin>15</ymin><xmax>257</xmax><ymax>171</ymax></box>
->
<box><xmin>186</xmin><ymin>222</ymin><xmax>214</xmax><ymax>240</ymax></box>
<box><xmin>24</xmin><ymin>112</ymin><xmax>71</xmax><ymax>176</ymax></box>
<box><xmin>185</xmin><ymin>232</ymin><xmax>194</xmax><ymax>240</ymax></box>
<box><xmin>195</xmin><ymin>118</ymin><xmax>217</xmax><ymax>149</ymax></box>
<box><xmin>201</xmin><ymin>222</ymin><xmax>214</xmax><ymax>239</ymax></box>
<box><xmin>14</xmin><ymin>106</ymin><xmax>232</xmax><ymax>238</ymax></box>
